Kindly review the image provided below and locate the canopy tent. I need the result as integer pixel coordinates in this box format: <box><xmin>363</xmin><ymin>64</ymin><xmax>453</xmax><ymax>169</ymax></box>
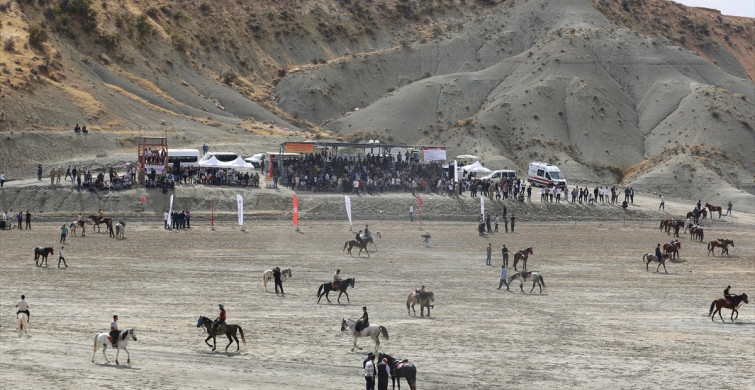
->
<box><xmin>221</xmin><ymin>156</ymin><xmax>255</xmax><ymax>169</ymax></box>
<box><xmin>461</xmin><ymin>161</ymin><xmax>492</xmax><ymax>173</ymax></box>
<box><xmin>198</xmin><ymin>155</ymin><xmax>222</xmax><ymax>168</ymax></box>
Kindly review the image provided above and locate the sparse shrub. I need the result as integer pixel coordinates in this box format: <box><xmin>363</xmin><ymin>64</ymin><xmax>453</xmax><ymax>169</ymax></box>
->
<box><xmin>222</xmin><ymin>70</ymin><xmax>237</xmax><ymax>85</ymax></box>
<box><xmin>136</xmin><ymin>14</ymin><xmax>153</xmax><ymax>37</ymax></box>
<box><xmin>3</xmin><ymin>37</ymin><xmax>15</xmax><ymax>52</ymax></box>
<box><xmin>171</xmin><ymin>33</ymin><xmax>187</xmax><ymax>52</ymax></box>
<box><xmin>102</xmin><ymin>32</ymin><xmax>119</xmax><ymax>50</ymax></box>
<box><xmin>173</xmin><ymin>11</ymin><xmax>188</xmax><ymax>21</ymax></box>
<box><xmin>198</xmin><ymin>3</ymin><xmax>211</xmax><ymax>15</ymax></box>
<box><xmin>28</xmin><ymin>25</ymin><xmax>49</xmax><ymax>48</ymax></box>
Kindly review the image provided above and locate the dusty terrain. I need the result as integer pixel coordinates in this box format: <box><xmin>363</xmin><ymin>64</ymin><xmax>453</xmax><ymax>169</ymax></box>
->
<box><xmin>0</xmin><ymin>213</ymin><xmax>752</xmax><ymax>388</ymax></box>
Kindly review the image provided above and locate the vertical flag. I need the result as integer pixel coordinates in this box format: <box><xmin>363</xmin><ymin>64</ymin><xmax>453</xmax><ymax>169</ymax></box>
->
<box><xmin>453</xmin><ymin>160</ymin><xmax>458</xmax><ymax>182</ymax></box>
<box><xmin>167</xmin><ymin>194</ymin><xmax>174</xmax><ymax>227</ymax></box>
<box><xmin>344</xmin><ymin>195</ymin><xmax>352</xmax><ymax>230</ymax></box>
<box><xmin>417</xmin><ymin>195</ymin><xmax>423</xmax><ymax>230</ymax></box>
<box><xmin>480</xmin><ymin>196</ymin><xmax>485</xmax><ymax>218</ymax></box>
<box><xmin>236</xmin><ymin>194</ymin><xmax>244</xmax><ymax>226</ymax></box>
<box><xmin>293</xmin><ymin>194</ymin><xmax>299</xmax><ymax>227</ymax></box>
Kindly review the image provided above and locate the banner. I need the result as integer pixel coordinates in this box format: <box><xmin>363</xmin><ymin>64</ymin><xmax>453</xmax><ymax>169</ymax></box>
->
<box><xmin>453</xmin><ymin>160</ymin><xmax>458</xmax><ymax>182</ymax></box>
<box><xmin>423</xmin><ymin>147</ymin><xmax>447</xmax><ymax>162</ymax></box>
<box><xmin>167</xmin><ymin>194</ymin><xmax>174</xmax><ymax>227</ymax></box>
<box><xmin>344</xmin><ymin>195</ymin><xmax>352</xmax><ymax>229</ymax></box>
<box><xmin>417</xmin><ymin>195</ymin><xmax>423</xmax><ymax>230</ymax></box>
<box><xmin>293</xmin><ymin>194</ymin><xmax>299</xmax><ymax>227</ymax></box>
<box><xmin>480</xmin><ymin>196</ymin><xmax>485</xmax><ymax>218</ymax></box>
<box><xmin>236</xmin><ymin>194</ymin><xmax>244</xmax><ymax>226</ymax></box>
<box><xmin>285</xmin><ymin>142</ymin><xmax>315</xmax><ymax>154</ymax></box>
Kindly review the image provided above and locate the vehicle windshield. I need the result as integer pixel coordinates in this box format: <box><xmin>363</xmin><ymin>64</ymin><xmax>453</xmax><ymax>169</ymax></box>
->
<box><xmin>549</xmin><ymin>171</ymin><xmax>563</xmax><ymax>180</ymax></box>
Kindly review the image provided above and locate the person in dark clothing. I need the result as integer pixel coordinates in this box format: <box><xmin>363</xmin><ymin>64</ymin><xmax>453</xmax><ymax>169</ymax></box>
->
<box><xmin>356</xmin><ymin>230</ymin><xmax>364</xmax><ymax>245</ymax></box>
<box><xmin>273</xmin><ymin>267</ymin><xmax>284</xmax><ymax>295</ymax></box>
<box><xmin>377</xmin><ymin>357</ymin><xmax>390</xmax><ymax>390</ymax></box>
<box><xmin>724</xmin><ymin>285</ymin><xmax>732</xmax><ymax>304</ymax></box>
<box><xmin>356</xmin><ymin>306</ymin><xmax>369</xmax><ymax>332</ymax></box>
<box><xmin>655</xmin><ymin>244</ymin><xmax>663</xmax><ymax>260</ymax></box>
<box><xmin>510</xmin><ymin>216</ymin><xmax>516</xmax><ymax>233</ymax></box>
<box><xmin>25</xmin><ymin>211</ymin><xmax>31</xmax><ymax>229</ymax></box>
<box><xmin>213</xmin><ymin>304</ymin><xmax>226</xmax><ymax>332</ymax></box>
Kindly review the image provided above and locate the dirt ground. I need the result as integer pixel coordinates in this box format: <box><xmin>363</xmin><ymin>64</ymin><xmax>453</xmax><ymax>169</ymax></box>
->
<box><xmin>0</xmin><ymin>219</ymin><xmax>752</xmax><ymax>389</ymax></box>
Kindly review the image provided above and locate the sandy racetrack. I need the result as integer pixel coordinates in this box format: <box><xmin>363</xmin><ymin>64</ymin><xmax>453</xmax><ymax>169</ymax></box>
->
<box><xmin>0</xmin><ymin>219</ymin><xmax>752</xmax><ymax>389</ymax></box>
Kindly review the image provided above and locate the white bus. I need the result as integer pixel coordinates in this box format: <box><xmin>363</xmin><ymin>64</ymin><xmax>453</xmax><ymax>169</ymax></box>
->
<box><xmin>167</xmin><ymin>149</ymin><xmax>201</xmax><ymax>168</ymax></box>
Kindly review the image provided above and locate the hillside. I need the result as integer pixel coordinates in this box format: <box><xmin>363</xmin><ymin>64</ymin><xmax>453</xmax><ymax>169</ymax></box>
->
<box><xmin>0</xmin><ymin>0</ymin><xmax>753</xmax><ymax>211</ymax></box>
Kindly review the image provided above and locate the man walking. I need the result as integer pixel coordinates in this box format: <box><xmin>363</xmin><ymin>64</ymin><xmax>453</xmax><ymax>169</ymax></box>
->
<box><xmin>58</xmin><ymin>246</ymin><xmax>67</xmax><ymax>268</ymax></box>
<box><xmin>486</xmin><ymin>243</ymin><xmax>492</xmax><ymax>266</ymax></box>
<box><xmin>502</xmin><ymin>245</ymin><xmax>509</xmax><ymax>268</ymax></box>
<box><xmin>409</xmin><ymin>204</ymin><xmax>414</xmax><ymax>222</ymax></box>
<box><xmin>659</xmin><ymin>195</ymin><xmax>665</xmax><ymax>210</ymax></box>
<box><xmin>497</xmin><ymin>265</ymin><xmax>509</xmax><ymax>290</ymax></box>
<box><xmin>60</xmin><ymin>224</ymin><xmax>68</xmax><ymax>243</ymax></box>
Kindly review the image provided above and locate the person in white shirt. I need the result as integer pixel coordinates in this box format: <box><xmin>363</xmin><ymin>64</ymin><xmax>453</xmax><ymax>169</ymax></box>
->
<box><xmin>16</xmin><ymin>295</ymin><xmax>30</xmax><ymax>324</ymax></box>
<box><xmin>333</xmin><ymin>269</ymin><xmax>343</xmax><ymax>289</ymax></box>
<box><xmin>0</xmin><ymin>171</ymin><xmax>5</xmax><ymax>187</ymax></box>
<box><xmin>58</xmin><ymin>246</ymin><xmax>67</xmax><ymax>268</ymax></box>
<box><xmin>164</xmin><ymin>210</ymin><xmax>169</xmax><ymax>229</ymax></box>
<box><xmin>110</xmin><ymin>315</ymin><xmax>120</xmax><ymax>347</ymax></box>
<box><xmin>498</xmin><ymin>265</ymin><xmax>509</xmax><ymax>290</ymax></box>
<box><xmin>364</xmin><ymin>353</ymin><xmax>376</xmax><ymax>390</ymax></box>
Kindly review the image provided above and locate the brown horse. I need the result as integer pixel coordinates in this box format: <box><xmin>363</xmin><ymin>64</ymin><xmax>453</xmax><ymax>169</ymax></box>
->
<box><xmin>643</xmin><ymin>253</ymin><xmax>670</xmax><ymax>273</ymax></box>
<box><xmin>663</xmin><ymin>241</ymin><xmax>681</xmax><ymax>260</ymax></box>
<box><xmin>705</xmin><ymin>203</ymin><xmax>722</xmax><ymax>218</ymax></box>
<box><xmin>709</xmin><ymin>293</ymin><xmax>748</xmax><ymax>322</ymax></box>
<box><xmin>34</xmin><ymin>247</ymin><xmax>54</xmax><ymax>267</ymax></box>
<box><xmin>343</xmin><ymin>239</ymin><xmax>370</xmax><ymax>257</ymax></box>
<box><xmin>89</xmin><ymin>215</ymin><xmax>113</xmax><ymax>232</ymax></box>
<box><xmin>707</xmin><ymin>239</ymin><xmax>734</xmax><ymax>256</ymax></box>
<box><xmin>513</xmin><ymin>247</ymin><xmax>533</xmax><ymax>271</ymax></box>
<box><xmin>686</xmin><ymin>223</ymin><xmax>704</xmax><ymax>242</ymax></box>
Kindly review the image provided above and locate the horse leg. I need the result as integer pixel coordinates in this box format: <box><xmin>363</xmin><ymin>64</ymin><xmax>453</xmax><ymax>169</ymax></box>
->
<box><xmin>125</xmin><ymin>347</ymin><xmax>130</xmax><ymax>365</ymax></box>
<box><xmin>519</xmin><ymin>282</ymin><xmax>524</xmax><ymax>293</ymax></box>
<box><xmin>344</xmin><ymin>291</ymin><xmax>350</xmax><ymax>303</ymax></box>
<box><xmin>513</xmin><ymin>259</ymin><xmax>518</xmax><ymax>271</ymax></box>
<box><xmin>337</xmin><ymin>291</ymin><xmax>342</xmax><ymax>303</ymax></box>
<box><xmin>529</xmin><ymin>281</ymin><xmax>536</xmax><ymax>294</ymax></box>
<box><xmin>115</xmin><ymin>346</ymin><xmax>120</xmax><ymax>365</ymax></box>
<box><xmin>420</xmin><ymin>304</ymin><xmax>424</xmax><ymax>318</ymax></box>
<box><xmin>225</xmin><ymin>333</ymin><xmax>234</xmax><ymax>351</ymax></box>
<box><xmin>102</xmin><ymin>344</ymin><xmax>110</xmax><ymax>363</ymax></box>
<box><xmin>523</xmin><ymin>259</ymin><xmax>527</xmax><ymax>271</ymax></box>
<box><xmin>352</xmin><ymin>335</ymin><xmax>359</xmax><ymax>351</ymax></box>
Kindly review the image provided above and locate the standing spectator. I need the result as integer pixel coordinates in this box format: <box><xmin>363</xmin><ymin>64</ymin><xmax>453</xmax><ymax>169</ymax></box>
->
<box><xmin>37</xmin><ymin>164</ymin><xmax>43</xmax><ymax>181</ymax></box>
<box><xmin>0</xmin><ymin>171</ymin><xmax>5</xmax><ymax>187</ymax></box>
<box><xmin>503</xmin><ymin>215</ymin><xmax>509</xmax><ymax>233</ymax></box>
<box><xmin>364</xmin><ymin>353</ymin><xmax>376</xmax><ymax>390</ymax></box>
<box><xmin>409</xmin><ymin>204</ymin><xmax>414</xmax><ymax>222</ymax></box>
<box><xmin>497</xmin><ymin>265</ymin><xmax>509</xmax><ymax>290</ymax></box>
<box><xmin>377</xmin><ymin>357</ymin><xmax>390</xmax><ymax>390</ymax></box>
<box><xmin>108</xmin><ymin>222</ymin><xmax>115</xmax><ymax>238</ymax></box>
<box><xmin>273</xmin><ymin>267</ymin><xmax>284</xmax><ymax>295</ymax></box>
<box><xmin>630</xmin><ymin>187</ymin><xmax>635</xmax><ymax>204</ymax></box>
<box><xmin>185</xmin><ymin>210</ymin><xmax>191</xmax><ymax>228</ymax></box>
<box><xmin>502</xmin><ymin>245</ymin><xmax>509</xmax><ymax>267</ymax></box>
<box><xmin>725</xmin><ymin>201</ymin><xmax>732</xmax><ymax>216</ymax></box>
<box><xmin>202</xmin><ymin>143</ymin><xmax>209</xmax><ymax>155</ymax></box>
<box><xmin>58</xmin><ymin>246</ymin><xmax>67</xmax><ymax>268</ymax></box>
<box><xmin>526</xmin><ymin>185</ymin><xmax>531</xmax><ymax>202</ymax></box>
<box><xmin>486</xmin><ymin>243</ymin><xmax>492</xmax><ymax>266</ymax></box>
<box><xmin>60</xmin><ymin>224</ymin><xmax>68</xmax><ymax>243</ymax></box>
<box><xmin>71</xmin><ymin>167</ymin><xmax>77</xmax><ymax>186</ymax></box>
<box><xmin>494</xmin><ymin>215</ymin><xmax>499</xmax><ymax>233</ymax></box>
<box><xmin>16</xmin><ymin>211</ymin><xmax>23</xmax><ymax>231</ymax></box>
<box><xmin>164</xmin><ymin>210</ymin><xmax>169</xmax><ymax>229</ymax></box>
<box><xmin>485</xmin><ymin>213</ymin><xmax>492</xmax><ymax>233</ymax></box>
<box><xmin>65</xmin><ymin>166</ymin><xmax>71</xmax><ymax>181</ymax></box>
<box><xmin>25</xmin><ymin>211</ymin><xmax>31</xmax><ymax>229</ymax></box>
<box><xmin>510</xmin><ymin>215</ymin><xmax>516</xmax><ymax>233</ymax></box>
<box><xmin>659</xmin><ymin>195</ymin><xmax>665</xmax><ymax>210</ymax></box>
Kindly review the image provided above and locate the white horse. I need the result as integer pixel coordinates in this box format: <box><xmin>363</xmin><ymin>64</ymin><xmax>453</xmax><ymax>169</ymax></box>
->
<box><xmin>643</xmin><ymin>253</ymin><xmax>670</xmax><ymax>274</ymax></box>
<box><xmin>341</xmin><ymin>318</ymin><xmax>389</xmax><ymax>353</ymax></box>
<box><xmin>115</xmin><ymin>221</ymin><xmax>126</xmax><ymax>239</ymax></box>
<box><xmin>262</xmin><ymin>267</ymin><xmax>292</xmax><ymax>291</ymax></box>
<box><xmin>507</xmin><ymin>271</ymin><xmax>547</xmax><ymax>294</ymax></box>
<box><xmin>92</xmin><ymin>328</ymin><xmax>137</xmax><ymax>365</ymax></box>
<box><xmin>17</xmin><ymin>312</ymin><xmax>29</xmax><ymax>336</ymax></box>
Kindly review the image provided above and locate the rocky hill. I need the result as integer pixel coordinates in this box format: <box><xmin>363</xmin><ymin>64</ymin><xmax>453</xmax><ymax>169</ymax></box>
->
<box><xmin>0</xmin><ymin>0</ymin><xmax>753</xmax><ymax>211</ymax></box>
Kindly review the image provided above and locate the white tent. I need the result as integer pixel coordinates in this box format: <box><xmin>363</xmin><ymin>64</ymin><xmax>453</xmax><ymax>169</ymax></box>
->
<box><xmin>222</xmin><ymin>156</ymin><xmax>255</xmax><ymax>169</ymax></box>
<box><xmin>198</xmin><ymin>156</ymin><xmax>223</xmax><ymax>168</ymax></box>
<box><xmin>462</xmin><ymin>161</ymin><xmax>492</xmax><ymax>173</ymax></box>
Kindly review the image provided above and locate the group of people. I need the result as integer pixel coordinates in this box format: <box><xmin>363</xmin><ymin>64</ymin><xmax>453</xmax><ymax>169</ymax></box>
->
<box><xmin>362</xmin><ymin>352</ymin><xmax>392</xmax><ymax>390</ymax></box>
<box><xmin>73</xmin><ymin>123</ymin><xmax>89</xmax><ymax>134</ymax></box>
<box><xmin>164</xmin><ymin>210</ymin><xmax>191</xmax><ymax>230</ymax></box>
<box><xmin>0</xmin><ymin>210</ymin><xmax>31</xmax><ymax>230</ymax></box>
<box><xmin>478</xmin><ymin>210</ymin><xmax>516</xmax><ymax>236</ymax></box>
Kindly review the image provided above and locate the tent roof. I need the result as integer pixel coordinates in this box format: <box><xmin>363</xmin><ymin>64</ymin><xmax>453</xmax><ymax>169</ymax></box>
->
<box><xmin>461</xmin><ymin>161</ymin><xmax>491</xmax><ymax>173</ymax></box>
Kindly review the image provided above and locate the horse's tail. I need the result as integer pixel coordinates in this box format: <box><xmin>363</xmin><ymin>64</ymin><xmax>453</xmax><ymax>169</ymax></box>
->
<box><xmin>379</xmin><ymin>326</ymin><xmax>389</xmax><ymax>341</ymax></box>
<box><xmin>540</xmin><ymin>275</ymin><xmax>547</xmax><ymax>292</ymax></box>
<box><xmin>238</xmin><ymin>326</ymin><xmax>247</xmax><ymax>346</ymax></box>
<box><xmin>707</xmin><ymin>242</ymin><xmax>712</xmax><ymax>251</ymax></box>
<box><xmin>642</xmin><ymin>253</ymin><xmax>648</xmax><ymax>264</ymax></box>
<box><xmin>709</xmin><ymin>300</ymin><xmax>716</xmax><ymax>316</ymax></box>
<box><xmin>376</xmin><ymin>231</ymin><xmax>382</xmax><ymax>238</ymax></box>
<box><xmin>343</xmin><ymin>241</ymin><xmax>348</xmax><ymax>251</ymax></box>
<box><xmin>317</xmin><ymin>283</ymin><xmax>324</xmax><ymax>297</ymax></box>
<box><xmin>93</xmin><ymin>334</ymin><xmax>98</xmax><ymax>351</ymax></box>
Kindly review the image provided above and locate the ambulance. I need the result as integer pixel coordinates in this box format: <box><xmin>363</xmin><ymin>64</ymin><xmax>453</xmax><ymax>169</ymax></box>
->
<box><xmin>528</xmin><ymin>162</ymin><xmax>567</xmax><ymax>188</ymax></box>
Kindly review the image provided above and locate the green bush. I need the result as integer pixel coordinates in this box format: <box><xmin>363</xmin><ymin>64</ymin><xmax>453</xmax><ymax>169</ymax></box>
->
<box><xmin>28</xmin><ymin>25</ymin><xmax>49</xmax><ymax>48</ymax></box>
<box><xmin>136</xmin><ymin>14</ymin><xmax>153</xmax><ymax>37</ymax></box>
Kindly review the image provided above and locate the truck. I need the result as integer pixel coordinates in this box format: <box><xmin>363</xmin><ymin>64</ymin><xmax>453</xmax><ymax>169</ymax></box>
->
<box><xmin>528</xmin><ymin>162</ymin><xmax>567</xmax><ymax>188</ymax></box>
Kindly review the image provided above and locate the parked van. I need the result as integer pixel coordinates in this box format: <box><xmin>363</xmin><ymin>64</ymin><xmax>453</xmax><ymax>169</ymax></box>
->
<box><xmin>482</xmin><ymin>169</ymin><xmax>517</xmax><ymax>183</ymax></box>
<box><xmin>528</xmin><ymin>162</ymin><xmax>567</xmax><ymax>187</ymax></box>
<box><xmin>167</xmin><ymin>149</ymin><xmax>201</xmax><ymax>168</ymax></box>
<box><xmin>202</xmin><ymin>152</ymin><xmax>239</xmax><ymax>163</ymax></box>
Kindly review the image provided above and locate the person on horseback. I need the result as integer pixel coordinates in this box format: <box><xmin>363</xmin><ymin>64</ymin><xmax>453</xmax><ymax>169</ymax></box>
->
<box><xmin>333</xmin><ymin>269</ymin><xmax>343</xmax><ymax>289</ymax></box>
<box><xmin>363</xmin><ymin>224</ymin><xmax>371</xmax><ymax>239</ymax></box>
<box><xmin>213</xmin><ymin>304</ymin><xmax>226</xmax><ymax>332</ymax></box>
<box><xmin>109</xmin><ymin>315</ymin><xmax>120</xmax><ymax>347</ymax></box>
<box><xmin>724</xmin><ymin>286</ymin><xmax>733</xmax><ymax>305</ymax></box>
<box><xmin>356</xmin><ymin>306</ymin><xmax>369</xmax><ymax>332</ymax></box>
<box><xmin>16</xmin><ymin>295</ymin><xmax>30</xmax><ymax>326</ymax></box>
<box><xmin>356</xmin><ymin>230</ymin><xmax>364</xmax><ymax>245</ymax></box>
<box><xmin>415</xmin><ymin>285</ymin><xmax>426</xmax><ymax>299</ymax></box>
<box><xmin>655</xmin><ymin>244</ymin><xmax>663</xmax><ymax>260</ymax></box>
<box><xmin>98</xmin><ymin>208</ymin><xmax>105</xmax><ymax>220</ymax></box>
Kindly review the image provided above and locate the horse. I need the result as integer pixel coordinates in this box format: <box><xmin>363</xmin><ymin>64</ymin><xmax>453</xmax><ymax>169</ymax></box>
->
<box><xmin>341</xmin><ymin>318</ymin><xmax>389</xmax><ymax>353</ymax></box>
<box><xmin>406</xmin><ymin>291</ymin><xmax>435</xmax><ymax>318</ymax></box>
<box><xmin>361</xmin><ymin>231</ymin><xmax>381</xmax><ymax>250</ymax></box>
<box><xmin>115</xmin><ymin>221</ymin><xmax>126</xmax><ymax>239</ymax></box>
<box><xmin>705</xmin><ymin>203</ymin><xmax>722</xmax><ymax>218</ymax></box>
<box><xmin>69</xmin><ymin>219</ymin><xmax>88</xmax><ymax>236</ymax></box>
<box><xmin>379</xmin><ymin>353</ymin><xmax>417</xmax><ymax>390</ymax></box>
<box><xmin>686</xmin><ymin>223</ymin><xmax>704</xmax><ymax>242</ymax></box>
<box><xmin>709</xmin><ymin>293</ymin><xmax>748</xmax><ymax>322</ymax></box>
<box><xmin>89</xmin><ymin>215</ymin><xmax>113</xmax><ymax>233</ymax></box>
<box><xmin>507</xmin><ymin>271</ymin><xmax>547</xmax><ymax>293</ymax></box>
<box><xmin>317</xmin><ymin>277</ymin><xmax>355</xmax><ymax>303</ymax></box>
<box><xmin>663</xmin><ymin>241</ymin><xmax>681</xmax><ymax>260</ymax></box>
<box><xmin>262</xmin><ymin>267</ymin><xmax>292</xmax><ymax>291</ymax></box>
<box><xmin>92</xmin><ymin>328</ymin><xmax>137</xmax><ymax>365</ymax></box>
<box><xmin>17</xmin><ymin>312</ymin><xmax>29</xmax><ymax>336</ymax></box>
<box><xmin>643</xmin><ymin>253</ymin><xmax>670</xmax><ymax>273</ymax></box>
<box><xmin>344</xmin><ymin>239</ymin><xmax>370</xmax><ymax>257</ymax></box>
<box><xmin>707</xmin><ymin>239</ymin><xmax>734</xmax><ymax>256</ymax></box>
<box><xmin>513</xmin><ymin>247</ymin><xmax>534</xmax><ymax>271</ymax></box>
<box><xmin>196</xmin><ymin>316</ymin><xmax>247</xmax><ymax>352</ymax></box>
<box><xmin>34</xmin><ymin>247</ymin><xmax>54</xmax><ymax>267</ymax></box>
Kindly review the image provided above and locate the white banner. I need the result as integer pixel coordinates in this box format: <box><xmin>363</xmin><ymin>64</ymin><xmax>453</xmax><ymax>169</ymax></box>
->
<box><xmin>236</xmin><ymin>194</ymin><xmax>244</xmax><ymax>226</ymax></box>
<box><xmin>423</xmin><ymin>147</ymin><xmax>447</xmax><ymax>161</ymax></box>
<box><xmin>344</xmin><ymin>195</ymin><xmax>352</xmax><ymax>228</ymax></box>
<box><xmin>480</xmin><ymin>196</ymin><xmax>485</xmax><ymax>218</ymax></box>
<box><xmin>167</xmin><ymin>194</ymin><xmax>174</xmax><ymax>227</ymax></box>
<box><xmin>453</xmin><ymin>160</ymin><xmax>458</xmax><ymax>182</ymax></box>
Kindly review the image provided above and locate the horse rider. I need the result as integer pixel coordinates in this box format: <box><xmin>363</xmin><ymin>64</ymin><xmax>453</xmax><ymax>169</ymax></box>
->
<box><xmin>213</xmin><ymin>304</ymin><xmax>226</xmax><ymax>332</ymax></box>
<box><xmin>109</xmin><ymin>315</ymin><xmax>120</xmax><ymax>347</ymax></box>
<box><xmin>16</xmin><ymin>295</ymin><xmax>30</xmax><ymax>326</ymax></box>
<box><xmin>333</xmin><ymin>269</ymin><xmax>343</xmax><ymax>289</ymax></box>
<box><xmin>356</xmin><ymin>229</ymin><xmax>364</xmax><ymax>246</ymax></box>
<box><xmin>98</xmin><ymin>208</ymin><xmax>105</xmax><ymax>221</ymax></box>
<box><xmin>356</xmin><ymin>306</ymin><xmax>369</xmax><ymax>332</ymax></box>
<box><xmin>724</xmin><ymin>286</ymin><xmax>733</xmax><ymax>305</ymax></box>
<box><xmin>655</xmin><ymin>244</ymin><xmax>663</xmax><ymax>260</ymax></box>
<box><xmin>363</xmin><ymin>224</ymin><xmax>371</xmax><ymax>239</ymax></box>
<box><xmin>414</xmin><ymin>285</ymin><xmax>426</xmax><ymax>299</ymax></box>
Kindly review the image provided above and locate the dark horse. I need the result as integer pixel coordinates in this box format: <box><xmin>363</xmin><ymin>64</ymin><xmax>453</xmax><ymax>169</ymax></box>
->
<box><xmin>513</xmin><ymin>247</ymin><xmax>533</xmax><ymax>271</ymax></box>
<box><xmin>317</xmin><ymin>277</ymin><xmax>355</xmax><ymax>303</ymax></box>
<box><xmin>705</xmin><ymin>203</ymin><xmax>722</xmax><ymax>218</ymax></box>
<box><xmin>196</xmin><ymin>315</ymin><xmax>247</xmax><ymax>352</ymax></box>
<box><xmin>378</xmin><ymin>353</ymin><xmax>417</xmax><ymax>390</ymax></box>
<box><xmin>663</xmin><ymin>241</ymin><xmax>681</xmax><ymax>260</ymax></box>
<box><xmin>709</xmin><ymin>293</ymin><xmax>748</xmax><ymax>322</ymax></box>
<box><xmin>89</xmin><ymin>215</ymin><xmax>113</xmax><ymax>233</ymax></box>
<box><xmin>34</xmin><ymin>247</ymin><xmax>54</xmax><ymax>267</ymax></box>
<box><xmin>344</xmin><ymin>239</ymin><xmax>370</xmax><ymax>257</ymax></box>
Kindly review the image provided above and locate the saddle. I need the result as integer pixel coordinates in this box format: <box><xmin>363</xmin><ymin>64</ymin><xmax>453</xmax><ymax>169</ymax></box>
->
<box><xmin>332</xmin><ymin>282</ymin><xmax>340</xmax><ymax>289</ymax></box>
<box><xmin>521</xmin><ymin>271</ymin><xmax>532</xmax><ymax>278</ymax></box>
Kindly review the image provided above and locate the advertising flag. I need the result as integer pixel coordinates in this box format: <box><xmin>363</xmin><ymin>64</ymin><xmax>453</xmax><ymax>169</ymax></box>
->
<box><xmin>344</xmin><ymin>195</ymin><xmax>352</xmax><ymax>229</ymax></box>
<box><xmin>236</xmin><ymin>194</ymin><xmax>244</xmax><ymax>226</ymax></box>
<box><xmin>293</xmin><ymin>194</ymin><xmax>299</xmax><ymax>227</ymax></box>
<box><xmin>167</xmin><ymin>194</ymin><xmax>174</xmax><ymax>227</ymax></box>
<box><xmin>480</xmin><ymin>196</ymin><xmax>485</xmax><ymax>218</ymax></box>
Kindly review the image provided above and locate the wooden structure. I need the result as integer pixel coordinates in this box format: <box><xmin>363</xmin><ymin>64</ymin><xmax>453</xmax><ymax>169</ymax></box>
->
<box><xmin>137</xmin><ymin>136</ymin><xmax>169</xmax><ymax>174</ymax></box>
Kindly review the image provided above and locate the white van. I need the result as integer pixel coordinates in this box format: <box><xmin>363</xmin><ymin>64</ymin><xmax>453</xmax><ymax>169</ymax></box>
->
<box><xmin>202</xmin><ymin>152</ymin><xmax>239</xmax><ymax>163</ymax></box>
<box><xmin>528</xmin><ymin>162</ymin><xmax>567</xmax><ymax>187</ymax></box>
<box><xmin>167</xmin><ymin>149</ymin><xmax>201</xmax><ymax>168</ymax></box>
<box><xmin>482</xmin><ymin>169</ymin><xmax>517</xmax><ymax>183</ymax></box>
